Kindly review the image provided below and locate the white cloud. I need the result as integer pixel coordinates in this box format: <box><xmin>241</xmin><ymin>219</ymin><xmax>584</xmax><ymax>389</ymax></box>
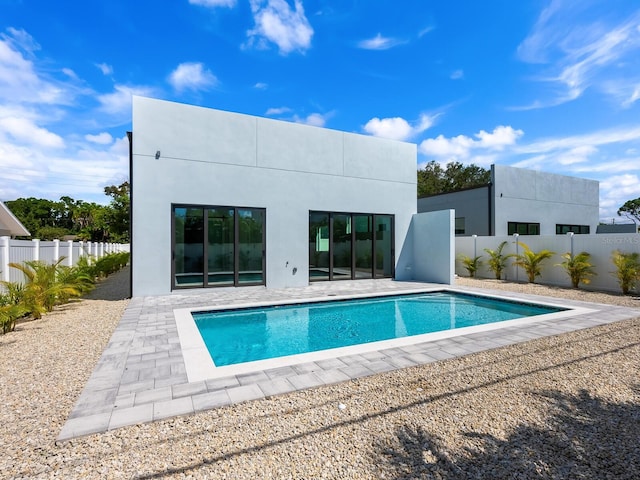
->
<box><xmin>265</xmin><ymin>106</ymin><xmax>292</xmax><ymax>115</ymax></box>
<box><xmin>168</xmin><ymin>62</ymin><xmax>218</xmax><ymax>93</ymax></box>
<box><xmin>364</xmin><ymin>113</ymin><xmax>437</xmax><ymax>141</ymax></box>
<box><xmin>557</xmin><ymin>145</ymin><xmax>597</xmax><ymax>165</ymax></box>
<box><xmin>0</xmin><ymin>111</ymin><xmax>64</xmax><ymax>149</ymax></box>
<box><xmin>95</xmin><ymin>62</ymin><xmax>113</xmax><ymax>75</ymax></box>
<box><xmin>0</xmin><ymin>28</ymin><xmax>72</xmax><ymax>105</ymax></box>
<box><xmin>189</xmin><ymin>0</ymin><xmax>236</xmax><ymax>7</ymax></box>
<box><xmin>419</xmin><ymin>125</ymin><xmax>523</xmax><ymax>159</ymax></box>
<box><xmin>247</xmin><ymin>0</ymin><xmax>314</xmax><ymax>55</ymax></box>
<box><xmin>476</xmin><ymin>125</ymin><xmax>523</xmax><ymax>149</ymax></box>
<box><xmin>516</xmin><ymin>4</ymin><xmax>640</xmax><ymax>108</ymax></box>
<box><xmin>85</xmin><ymin>132</ymin><xmax>114</xmax><ymax>145</ymax></box>
<box><xmin>294</xmin><ymin>112</ymin><xmax>326</xmax><ymax>127</ymax></box>
<box><xmin>450</xmin><ymin>69</ymin><xmax>464</xmax><ymax>80</ymax></box>
<box><xmin>254</xmin><ymin>82</ymin><xmax>268</xmax><ymax>90</ymax></box>
<box><xmin>97</xmin><ymin>84</ymin><xmax>155</xmax><ymax>116</ymax></box>
<box><xmin>357</xmin><ymin>33</ymin><xmax>406</xmax><ymax>50</ymax></box>
<box><xmin>600</xmin><ymin>173</ymin><xmax>640</xmax><ymax>219</ymax></box>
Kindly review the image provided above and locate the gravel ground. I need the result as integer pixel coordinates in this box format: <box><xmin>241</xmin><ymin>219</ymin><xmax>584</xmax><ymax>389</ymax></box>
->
<box><xmin>1</xmin><ymin>272</ymin><xmax>639</xmax><ymax>479</ymax></box>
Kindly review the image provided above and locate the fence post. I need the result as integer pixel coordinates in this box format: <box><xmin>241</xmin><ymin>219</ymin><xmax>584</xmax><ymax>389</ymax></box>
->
<box><xmin>1</xmin><ymin>236</ymin><xmax>9</xmax><ymax>282</ymax></box>
<box><xmin>53</xmin><ymin>239</ymin><xmax>60</xmax><ymax>263</ymax></box>
<box><xmin>93</xmin><ymin>241</ymin><xmax>98</xmax><ymax>258</ymax></box>
<box><xmin>67</xmin><ymin>240</ymin><xmax>74</xmax><ymax>266</ymax></box>
<box><xmin>79</xmin><ymin>241</ymin><xmax>84</xmax><ymax>259</ymax></box>
<box><xmin>32</xmin><ymin>238</ymin><xmax>40</xmax><ymax>262</ymax></box>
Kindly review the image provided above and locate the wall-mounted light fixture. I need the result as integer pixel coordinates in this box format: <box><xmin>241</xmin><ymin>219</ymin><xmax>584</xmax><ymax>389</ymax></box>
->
<box><xmin>155</xmin><ymin>150</ymin><xmax>161</xmax><ymax>160</ymax></box>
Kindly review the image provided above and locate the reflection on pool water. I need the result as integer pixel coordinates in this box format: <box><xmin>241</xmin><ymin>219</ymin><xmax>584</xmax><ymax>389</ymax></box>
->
<box><xmin>192</xmin><ymin>291</ymin><xmax>565</xmax><ymax>367</ymax></box>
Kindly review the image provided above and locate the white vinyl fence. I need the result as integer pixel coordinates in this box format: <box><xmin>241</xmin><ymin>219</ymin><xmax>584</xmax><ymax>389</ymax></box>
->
<box><xmin>455</xmin><ymin>233</ymin><xmax>640</xmax><ymax>293</ymax></box>
<box><xmin>0</xmin><ymin>236</ymin><xmax>130</xmax><ymax>284</ymax></box>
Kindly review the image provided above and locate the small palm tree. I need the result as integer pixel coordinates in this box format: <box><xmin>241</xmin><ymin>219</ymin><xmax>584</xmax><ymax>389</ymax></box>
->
<box><xmin>458</xmin><ymin>254</ymin><xmax>482</xmax><ymax>278</ymax></box>
<box><xmin>512</xmin><ymin>242</ymin><xmax>555</xmax><ymax>283</ymax></box>
<box><xmin>484</xmin><ymin>241</ymin><xmax>510</xmax><ymax>280</ymax></box>
<box><xmin>9</xmin><ymin>259</ymin><xmax>85</xmax><ymax>319</ymax></box>
<box><xmin>556</xmin><ymin>251</ymin><xmax>596</xmax><ymax>288</ymax></box>
<box><xmin>611</xmin><ymin>250</ymin><xmax>640</xmax><ymax>294</ymax></box>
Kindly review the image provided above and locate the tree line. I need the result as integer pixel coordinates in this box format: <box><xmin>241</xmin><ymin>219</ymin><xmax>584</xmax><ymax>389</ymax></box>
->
<box><xmin>6</xmin><ymin>182</ymin><xmax>130</xmax><ymax>242</ymax></box>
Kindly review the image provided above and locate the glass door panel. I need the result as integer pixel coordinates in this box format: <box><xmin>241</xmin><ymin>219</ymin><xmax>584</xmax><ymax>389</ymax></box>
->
<box><xmin>207</xmin><ymin>207</ymin><xmax>234</xmax><ymax>286</ymax></box>
<box><xmin>237</xmin><ymin>208</ymin><xmax>265</xmax><ymax>284</ymax></box>
<box><xmin>354</xmin><ymin>214</ymin><xmax>373</xmax><ymax>279</ymax></box>
<box><xmin>332</xmin><ymin>214</ymin><xmax>352</xmax><ymax>280</ymax></box>
<box><xmin>174</xmin><ymin>207</ymin><xmax>204</xmax><ymax>287</ymax></box>
<box><xmin>375</xmin><ymin>215</ymin><xmax>393</xmax><ymax>278</ymax></box>
<box><xmin>309</xmin><ymin>212</ymin><xmax>330</xmax><ymax>281</ymax></box>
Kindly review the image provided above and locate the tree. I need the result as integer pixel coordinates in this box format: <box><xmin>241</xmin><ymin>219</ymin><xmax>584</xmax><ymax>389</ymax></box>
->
<box><xmin>611</xmin><ymin>250</ymin><xmax>640</xmax><ymax>294</ymax></box>
<box><xmin>556</xmin><ymin>251</ymin><xmax>596</xmax><ymax>288</ymax></box>
<box><xmin>484</xmin><ymin>241</ymin><xmax>510</xmax><ymax>280</ymax></box>
<box><xmin>618</xmin><ymin>197</ymin><xmax>640</xmax><ymax>224</ymax></box>
<box><xmin>512</xmin><ymin>242</ymin><xmax>555</xmax><ymax>283</ymax></box>
<box><xmin>417</xmin><ymin>161</ymin><xmax>490</xmax><ymax>197</ymax></box>
<box><xmin>104</xmin><ymin>181</ymin><xmax>130</xmax><ymax>242</ymax></box>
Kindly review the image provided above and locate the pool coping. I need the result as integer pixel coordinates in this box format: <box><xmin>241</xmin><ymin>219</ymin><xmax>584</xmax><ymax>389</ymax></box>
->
<box><xmin>58</xmin><ymin>279</ymin><xmax>640</xmax><ymax>441</ymax></box>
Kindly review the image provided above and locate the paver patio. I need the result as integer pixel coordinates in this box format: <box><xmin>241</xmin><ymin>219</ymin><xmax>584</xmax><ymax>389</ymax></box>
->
<box><xmin>58</xmin><ymin>279</ymin><xmax>640</xmax><ymax>441</ymax></box>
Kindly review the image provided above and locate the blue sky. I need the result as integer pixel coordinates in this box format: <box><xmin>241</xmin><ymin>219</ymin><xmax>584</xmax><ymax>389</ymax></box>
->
<box><xmin>1</xmin><ymin>0</ymin><xmax>640</xmax><ymax>223</ymax></box>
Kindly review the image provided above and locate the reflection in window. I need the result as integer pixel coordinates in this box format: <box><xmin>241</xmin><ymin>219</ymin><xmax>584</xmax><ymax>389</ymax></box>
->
<box><xmin>173</xmin><ymin>205</ymin><xmax>265</xmax><ymax>289</ymax></box>
<box><xmin>310</xmin><ymin>211</ymin><xmax>394</xmax><ymax>282</ymax></box>
<box><xmin>174</xmin><ymin>208</ymin><xmax>204</xmax><ymax>287</ymax></box>
<box><xmin>508</xmin><ymin>222</ymin><xmax>540</xmax><ymax>235</ymax></box>
<box><xmin>309</xmin><ymin>212</ymin><xmax>330</xmax><ymax>280</ymax></box>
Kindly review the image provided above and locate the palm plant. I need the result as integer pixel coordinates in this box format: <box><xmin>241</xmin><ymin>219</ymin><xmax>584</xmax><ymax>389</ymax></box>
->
<box><xmin>9</xmin><ymin>259</ymin><xmax>85</xmax><ymax>319</ymax></box>
<box><xmin>611</xmin><ymin>250</ymin><xmax>640</xmax><ymax>294</ymax></box>
<box><xmin>0</xmin><ymin>303</ymin><xmax>28</xmax><ymax>334</ymax></box>
<box><xmin>556</xmin><ymin>251</ymin><xmax>596</xmax><ymax>288</ymax></box>
<box><xmin>458</xmin><ymin>254</ymin><xmax>482</xmax><ymax>278</ymax></box>
<box><xmin>484</xmin><ymin>241</ymin><xmax>510</xmax><ymax>280</ymax></box>
<box><xmin>512</xmin><ymin>242</ymin><xmax>555</xmax><ymax>283</ymax></box>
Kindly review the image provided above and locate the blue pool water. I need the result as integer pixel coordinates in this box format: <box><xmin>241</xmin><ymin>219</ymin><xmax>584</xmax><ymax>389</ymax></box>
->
<box><xmin>192</xmin><ymin>291</ymin><xmax>564</xmax><ymax>367</ymax></box>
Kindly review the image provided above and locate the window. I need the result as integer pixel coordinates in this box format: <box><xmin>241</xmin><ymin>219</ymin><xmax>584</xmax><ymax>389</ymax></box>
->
<box><xmin>556</xmin><ymin>224</ymin><xmax>590</xmax><ymax>234</ymax></box>
<box><xmin>309</xmin><ymin>211</ymin><xmax>394</xmax><ymax>281</ymax></box>
<box><xmin>455</xmin><ymin>217</ymin><xmax>465</xmax><ymax>235</ymax></box>
<box><xmin>507</xmin><ymin>222</ymin><xmax>540</xmax><ymax>235</ymax></box>
<box><xmin>173</xmin><ymin>205</ymin><xmax>265</xmax><ymax>289</ymax></box>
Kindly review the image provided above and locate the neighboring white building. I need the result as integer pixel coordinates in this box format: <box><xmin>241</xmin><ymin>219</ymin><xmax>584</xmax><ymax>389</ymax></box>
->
<box><xmin>418</xmin><ymin>164</ymin><xmax>599</xmax><ymax>237</ymax></box>
<box><xmin>0</xmin><ymin>201</ymin><xmax>30</xmax><ymax>238</ymax></box>
<box><xmin>130</xmin><ymin>97</ymin><xmax>454</xmax><ymax>297</ymax></box>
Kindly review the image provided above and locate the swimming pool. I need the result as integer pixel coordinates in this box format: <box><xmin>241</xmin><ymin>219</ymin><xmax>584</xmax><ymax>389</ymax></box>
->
<box><xmin>192</xmin><ymin>292</ymin><xmax>564</xmax><ymax>366</ymax></box>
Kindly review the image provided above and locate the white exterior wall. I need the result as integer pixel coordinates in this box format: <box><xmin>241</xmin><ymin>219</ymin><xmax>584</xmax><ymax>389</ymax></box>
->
<box><xmin>409</xmin><ymin>210</ymin><xmax>455</xmax><ymax>284</ymax></box>
<box><xmin>492</xmin><ymin>165</ymin><xmax>599</xmax><ymax>236</ymax></box>
<box><xmin>131</xmin><ymin>97</ymin><xmax>418</xmax><ymax>296</ymax></box>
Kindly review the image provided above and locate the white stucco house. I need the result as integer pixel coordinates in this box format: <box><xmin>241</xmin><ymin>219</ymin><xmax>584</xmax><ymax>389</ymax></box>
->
<box><xmin>129</xmin><ymin>97</ymin><xmax>453</xmax><ymax>297</ymax></box>
<box><xmin>418</xmin><ymin>164</ymin><xmax>599</xmax><ymax>237</ymax></box>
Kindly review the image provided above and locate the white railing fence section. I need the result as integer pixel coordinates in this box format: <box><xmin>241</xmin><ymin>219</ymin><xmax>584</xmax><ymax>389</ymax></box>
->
<box><xmin>0</xmin><ymin>236</ymin><xmax>130</xmax><ymax>285</ymax></box>
<box><xmin>455</xmin><ymin>233</ymin><xmax>640</xmax><ymax>293</ymax></box>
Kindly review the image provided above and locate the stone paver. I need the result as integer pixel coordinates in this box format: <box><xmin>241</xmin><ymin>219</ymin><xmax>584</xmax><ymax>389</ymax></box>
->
<box><xmin>58</xmin><ymin>279</ymin><xmax>640</xmax><ymax>441</ymax></box>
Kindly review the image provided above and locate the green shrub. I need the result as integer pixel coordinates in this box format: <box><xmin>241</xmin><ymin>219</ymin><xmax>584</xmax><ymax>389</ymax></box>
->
<box><xmin>611</xmin><ymin>250</ymin><xmax>640</xmax><ymax>294</ymax></box>
<box><xmin>556</xmin><ymin>251</ymin><xmax>596</xmax><ymax>288</ymax></box>
<box><xmin>512</xmin><ymin>242</ymin><xmax>555</xmax><ymax>283</ymax></box>
<box><xmin>484</xmin><ymin>241</ymin><xmax>510</xmax><ymax>280</ymax></box>
<box><xmin>458</xmin><ymin>254</ymin><xmax>482</xmax><ymax>278</ymax></box>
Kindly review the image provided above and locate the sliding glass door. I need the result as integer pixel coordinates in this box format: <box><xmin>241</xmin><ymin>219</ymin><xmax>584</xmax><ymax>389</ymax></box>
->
<box><xmin>309</xmin><ymin>211</ymin><xmax>394</xmax><ymax>282</ymax></box>
<box><xmin>173</xmin><ymin>205</ymin><xmax>265</xmax><ymax>289</ymax></box>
